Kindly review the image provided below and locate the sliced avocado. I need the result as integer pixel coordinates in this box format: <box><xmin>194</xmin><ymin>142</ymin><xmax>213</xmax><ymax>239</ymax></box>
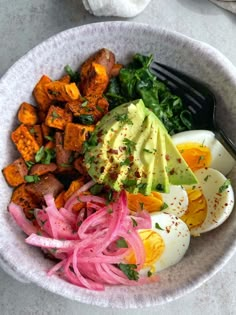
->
<box><xmin>84</xmin><ymin>99</ymin><xmax>197</xmax><ymax>195</ymax></box>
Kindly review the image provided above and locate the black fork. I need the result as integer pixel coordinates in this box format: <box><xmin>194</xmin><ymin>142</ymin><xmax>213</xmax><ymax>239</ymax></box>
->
<box><xmin>151</xmin><ymin>61</ymin><xmax>236</xmax><ymax>160</ymax></box>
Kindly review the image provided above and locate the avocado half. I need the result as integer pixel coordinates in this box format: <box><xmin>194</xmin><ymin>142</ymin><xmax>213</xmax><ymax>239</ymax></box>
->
<box><xmin>84</xmin><ymin>99</ymin><xmax>197</xmax><ymax>195</ymax></box>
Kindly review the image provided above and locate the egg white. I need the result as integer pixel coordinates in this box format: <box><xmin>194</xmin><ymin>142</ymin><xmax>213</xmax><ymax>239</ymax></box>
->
<box><xmin>172</xmin><ymin>130</ymin><xmax>235</xmax><ymax>175</ymax></box>
<box><xmin>186</xmin><ymin>168</ymin><xmax>234</xmax><ymax>235</ymax></box>
<box><xmin>161</xmin><ymin>185</ymin><xmax>188</xmax><ymax>217</ymax></box>
<box><xmin>139</xmin><ymin>212</ymin><xmax>190</xmax><ymax>274</ymax></box>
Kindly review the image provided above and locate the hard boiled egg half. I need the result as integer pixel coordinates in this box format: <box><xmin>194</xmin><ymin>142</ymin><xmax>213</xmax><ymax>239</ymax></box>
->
<box><xmin>126</xmin><ymin>212</ymin><xmax>190</xmax><ymax>274</ymax></box>
<box><xmin>171</xmin><ymin>130</ymin><xmax>235</xmax><ymax>175</ymax></box>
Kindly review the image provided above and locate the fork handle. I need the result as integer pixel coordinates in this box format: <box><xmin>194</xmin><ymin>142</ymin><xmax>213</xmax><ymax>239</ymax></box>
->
<box><xmin>214</xmin><ymin>126</ymin><xmax>236</xmax><ymax>161</ymax></box>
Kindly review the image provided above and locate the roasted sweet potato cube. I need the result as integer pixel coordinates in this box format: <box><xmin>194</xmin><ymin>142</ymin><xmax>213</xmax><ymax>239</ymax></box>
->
<box><xmin>44</xmin><ymin>81</ymin><xmax>80</xmax><ymax>102</ymax></box>
<box><xmin>11</xmin><ymin>124</ymin><xmax>40</xmax><ymax>162</ymax></box>
<box><xmin>29</xmin><ymin>162</ymin><xmax>57</xmax><ymax>176</ymax></box>
<box><xmin>17</xmin><ymin>102</ymin><xmax>38</xmax><ymax>125</ymax></box>
<box><xmin>45</xmin><ymin>105</ymin><xmax>72</xmax><ymax>130</ymax></box>
<box><xmin>55</xmin><ymin>132</ymin><xmax>73</xmax><ymax>172</ymax></box>
<box><xmin>63</xmin><ymin>177</ymin><xmax>86</xmax><ymax>201</ymax></box>
<box><xmin>11</xmin><ymin>184</ymin><xmax>39</xmax><ymax>219</ymax></box>
<box><xmin>27</xmin><ymin>125</ymin><xmax>43</xmax><ymax>147</ymax></box>
<box><xmin>55</xmin><ymin>191</ymin><xmax>65</xmax><ymax>209</ymax></box>
<box><xmin>59</xmin><ymin>74</ymin><xmax>71</xmax><ymax>84</ymax></box>
<box><xmin>25</xmin><ymin>173</ymin><xmax>64</xmax><ymax>202</ymax></box>
<box><xmin>66</xmin><ymin>95</ymin><xmax>109</xmax><ymax>123</ymax></box>
<box><xmin>80</xmin><ymin>48</ymin><xmax>115</xmax><ymax>79</ymax></box>
<box><xmin>33</xmin><ymin>75</ymin><xmax>52</xmax><ymax>112</ymax></box>
<box><xmin>2</xmin><ymin>158</ymin><xmax>28</xmax><ymax>187</ymax></box>
<box><xmin>73</xmin><ymin>156</ymin><xmax>87</xmax><ymax>176</ymax></box>
<box><xmin>64</xmin><ymin>123</ymin><xmax>95</xmax><ymax>152</ymax></box>
<box><xmin>80</xmin><ymin>62</ymin><xmax>109</xmax><ymax>96</ymax></box>
<box><xmin>110</xmin><ymin>63</ymin><xmax>123</xmax><ymax>77</ymax></box>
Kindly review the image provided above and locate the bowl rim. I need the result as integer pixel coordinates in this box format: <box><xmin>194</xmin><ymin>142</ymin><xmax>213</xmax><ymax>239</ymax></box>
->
<box><xmin>0</xmin><ymin>21</ymin><xmax>236</xmax><ymax>308</ymax></box>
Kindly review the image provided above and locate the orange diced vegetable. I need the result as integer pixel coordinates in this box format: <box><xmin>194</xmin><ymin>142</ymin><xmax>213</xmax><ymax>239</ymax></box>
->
<box><xmin>110</xmin><ymin>63</ymin><xmax>123</xmax><ymax>77</ymax></box>
<box><xmin>64</xmin><ymin>177</ymin><xmax>86</xmax><ymax>201</ymax></box>
<box><xmin>11</xmin><ymin>184</ymin><xmax>39</xmax><ymax>219</ymax></box>
<box><xmin>80</xmin><ymin>62</ymin><xmax>109</xmax><ymax>96</ymax></box>
<box><xmin>44</xmin><ymin>81</ymin><xmax>80</xmax><ymax>102</ymax></box>
<box><xmin>28</xmin><ymin>125</ymin><xmax>43</xmax><ymax>147</ymax></box>
<box><xmin>33</xmin><ymin>75</ymin><xmax>52</xmax><ymax>112</ymax></box>
<box><xmin>59</xmin><ymin>74</ymin><xmax>71</xmax><ymax>84</ymax></box>
<box><xmin>11</xmin><ymin>124</ymin><xmax>40</xmax><ymax>162</ymax></box>
<box><xmin>2</xmin><ymin>158</ymin><xmax>28</xmax><ymax>187</ymax></box>
<box><xmin>17</xmin><ymin>102</ymin><xmax>38</xmax><ymax>125</ymax></box>
<box><xmin>67</xmin><ymin>95</ymin><xmax>109</xmax><ymax>124</ymax></box>
<box><xmin>45</xmin><ymin>105</ymin><xmax>72</xmax><ymax>130</ymax></box>
<box><xmin>55</xmin><ymin>191</ymin><xmax>65</xmax><ymax>208</ymax></box>
<box><xmin>64</xmin><ymin>123</ymin><xmax>95</xmax><ymax>152</ymax></box>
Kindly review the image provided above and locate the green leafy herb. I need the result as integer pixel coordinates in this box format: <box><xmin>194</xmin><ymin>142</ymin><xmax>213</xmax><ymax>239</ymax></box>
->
<box><xmin>160</xmin><ymin>202</ymin><xmax>168</xmax><ymax>210</ymax></box>
<box><xmin>114</xmin><ymin>113</ymin><xmax>133</xmax><ymax>125</ymax></box>
<box><xmin>156</xmin><ymin>183</ymin><xmax>164</xmax><ymax>192</ymax></box>
<box><xmin>120</xmin><ymin>158</ymin><xmax>130</xmax><ymax>166</ymax></box>
<box><xmin>143</xmin><ymin>148</ymin><xmax>153</xmax><ymax>153</ymax></box>
<box><xmin>131</xmin><ymin>217</ymin><xmax>138</xmax><ymax>227</ymax></box>
<box><xmin>122</xmin><ymin>179</ymin><xmax>137</xmax><ymax>188</ymax></box>
<box><xmin>35</xmin><ymin>146</ymin><xmax>56</xmax><ymax>164</ymax></box>
<box><xmin>64</xmin><ymin>64</ymin><xmax>80</xmax><ymax>82</ymax></box>
<box><xmin>24</xmin><ymin>175</ymin><xmax>40</xmax><ymax>183</ymax></box>
<box><xmin>118</xmin><ymin>263</ymin><xmax>139</xmax><ymax>281</ymax></box>
<box><xmin>198</xmin><ymin>155</ymin><xmax>205</xmax><ymax>164</ymax></box>
<box><xmin>204</xmin><ymin>175</ymin><xmax>211</xmax><ymax>182</ymax></box>
<box><xmin>90</xmin><ymin>184</ymin><xmax>104</xmax><ymax>195</ymax></box>
<box><xmin>155</xmin><ymin>222</ymin><xmax>164</xmax><ymax>230</ymax></box>
<box><xmin>81</xmin><ymin>100</ymin><xmax>88</xmax><ymax>107</ymax></box>
<box><xmin>105</xmin><ymin>53</ymin><xmax>192</xmax><ymax>134</ymax></box>
<box><xmin>29</xmin><ymin>127</ymin><xmax>35</xmax><ymax>134</ymax></box>
<box><xmin>218</xmin><ymin>179</ymin><xmax>231</xmax><ymax>193</ymax></box>
<box><xmin>51</xmin><ymin>110</ymin><xmax>60</xmax><ymax>121</ymax></box>
<box><xmin>116</xmin><ymin>237</ymin><xmax>128</xmax><ymax>248</ymax></box>
<box><xmin>147</xmin><ymin>270</ymin><xmax>152</xmax><ymax>277</ymax></box>
<box><xmin>123</xmin><ymin>138</ymin><xmax>136</xmax><ymax>155</ymax></box>
<box><xmin>137</xmin><ymin>183</ymin><xmax>147</xmax><ymax>192</ymax></box>
<box><xmin>44</xmin><ymin>135</ymin><xmax>54</xmax><ymax>142</ymax></box>
<box><xmin>77</xmin><ymin>114</ymin><xmax>95</xmax><ymax>125</ymax></box>
<box><xmin>25</xmin><ymin>161</ymin><xmax>35</xmax><ymax>169</ymax></box>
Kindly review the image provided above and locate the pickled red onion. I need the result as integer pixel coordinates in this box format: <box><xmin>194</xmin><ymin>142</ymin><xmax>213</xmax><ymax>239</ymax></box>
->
<box><xmin>9</xmin><ymin>182</ymin><xmax>158</xmax><ymax>290</ymax></box>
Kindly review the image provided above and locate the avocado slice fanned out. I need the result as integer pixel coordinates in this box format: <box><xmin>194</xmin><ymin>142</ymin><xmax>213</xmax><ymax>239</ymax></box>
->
<box><xmin>84</xmin><ymin>99</ymin><xmax>197</xmax><ymax>195</ymax></box>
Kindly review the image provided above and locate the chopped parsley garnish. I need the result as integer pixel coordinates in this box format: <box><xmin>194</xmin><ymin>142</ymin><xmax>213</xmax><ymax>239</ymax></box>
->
<box><xmin>118</xmin><ymin>263</ymin><xmax>139</xmax><ymax>281</ymax></box>
<box><xmin>204</xmin><ymin>175</ymin><xmax>211</xmax><ymax>182</ymax></box>
<box><xmin>123</xmin><ymin>138</ymin><xmax>136</xmax><ymax>155</ymax></box>
<box><xmin>143</xmin><ymin>148</ymin><xmax>153</xmax><ymax>153</ymax></box>
<box><xmin>25</xmin><ymin>161</ymin><xmax>35</xmax><ymax>170</ymax></box>
<box><xmin>155</xmin><ymin>222</ymin><xmax>164</xmax><ymax>230</ymax></box>
<box><xmin>44</xmin><ymin>135</ymin><xmax>54</xmax><ymax>142</ymax></box>
<box><xmin>160</xmin><ymin>202</ymin><xmax>168</xmax><ymax>210</ymax></box>
<box><xmin>218</xmin><ymin>179</ymin><xmax>231</xmax><ymax>193</ymax></box>
<box><xmin>77</xmin><ymin>114</ymin><xmax>95</xmax><ymax>125</ymax></box>
<box><xmin>35</xmin><ymin>146</ymin><xmax>56</xmax><ymax>164</ymax></box>
<box><xmin>120</xmin><ymin>158</ymin><xmax>130</xmax><ymax>166</ymax></box>
<box><xmin>198</xmin><ymin>155</ymin><xmax>205</xmax><ymax>163</ymax></box>
<box><xmin>81</xmin><ymin>100</ymin><xmax>88</xmax><ymax>107</ymax></box>
<box><xmin>131</xmin><ymin>217</ymin><xmax>138</xmax><ymax>227</ymax></box>
<box><xmin>122</xmin><ymin>179</ymin><xmax>137</xmax><ymax>187</ymax></box>
<box><xmin>114</xmin><ymin>113</ymin><xmax>133</xmax><ymax>125</ymax></box>
<box><xmin>24</xmin><ymin>175</ymin><xmax>40</xmax><ymax>183</ymax></box>
<box><xmin>147</xmin><ymin>270</ymin><xmax>153</xmax><ymax>277</ymax></box>
<box><xmin>64</xmin><ymin>64</ymin><xmax>80</xmax><ymax>82</ymax></box>
<box><xmin>116</xmin><ymin>237</ymin><xmax>128</xmax><ymax>248</ymax></box>
<box><xmin>89</xmin><ymin>184</ymin><xmax>104</xmax><ymax>195</ymax></box>
<box><xmin>156</xmin><ymin>183</ymin><xmax>164</xmax><ymax>192</ymax></box>
<box><xmin>51</xmin><ymin>110</ymin><xmax>60</xmax><ymax>121</ymax></box>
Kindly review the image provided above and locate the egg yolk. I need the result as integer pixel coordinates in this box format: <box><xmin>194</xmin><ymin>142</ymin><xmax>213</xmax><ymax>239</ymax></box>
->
<box><xmin>177</xmin><ymin>142</ymin><xmax>212</xmax><ymax>171</ymax></box>
<box><xmin>126</xmin><ymin>191</ymin><xmax>163</xmax><ymax>213</ymax></box>
<box><xmin>126</xmin><ymin>230</ymin><xmax>165</xmax><ymax>273</ymax></box>
<box><xmin>180</xmin><ymin>188</ymin><xmax>207</xmax><ymax>230</ymax></box>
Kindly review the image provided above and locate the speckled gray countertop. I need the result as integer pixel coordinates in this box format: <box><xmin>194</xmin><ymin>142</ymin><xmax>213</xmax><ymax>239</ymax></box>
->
<box><xmin>0</xmin><ymin>0</ymin><xmax>236</xmax><ymax>314</ymax></box>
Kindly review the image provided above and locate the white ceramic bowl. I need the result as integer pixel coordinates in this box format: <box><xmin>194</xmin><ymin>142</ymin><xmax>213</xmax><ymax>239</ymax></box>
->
<box><xmin>0</xmin><ymin>22</ymin><xmax>236</xmax><ymax>308</ymax></box>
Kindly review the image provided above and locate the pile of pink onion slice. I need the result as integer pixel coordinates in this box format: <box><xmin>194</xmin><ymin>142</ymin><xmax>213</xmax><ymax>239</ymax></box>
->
<box><xmin>8</xmin><ymin>180</ymin><xmax>158</xmax><ymax>290</ymax></box>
